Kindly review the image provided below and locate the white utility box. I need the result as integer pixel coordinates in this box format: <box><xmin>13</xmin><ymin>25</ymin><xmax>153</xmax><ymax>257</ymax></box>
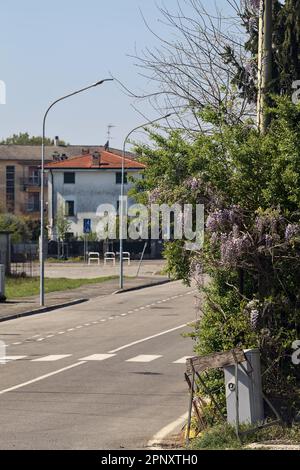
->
<box><xmin>224</xmin><ymin>348</ymin><xmax>264</xmax><ymax>426</ymax></box>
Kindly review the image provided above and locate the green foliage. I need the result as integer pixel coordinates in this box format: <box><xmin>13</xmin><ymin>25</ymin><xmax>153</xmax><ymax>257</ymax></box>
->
<box><xmin>189</xmin><ymin>423</ymin><xmax>300</xmax><ymax>450</ymax></box>
<box><xmin>189</xmin><ymin>424</ymin><xmax>242</xmax><ymax>450</ymax></box>
<box><xmin>55</xmin><ymin>205</ymin><xmax>71</xmax><ymax>242</ymax></box>
<box><xmin>0</xmin><ymin>132</ymin><xmax>66</xmax><ymax>146</ymax></box>
<box><xmin>133</xmin><ymin>97</ymin><xmax>300</xmax><ymax>422</ymax></box>
<box><xmin>0</xmin><ymin>213</ymin><xmax>31</xmax><ymax>243</ymax></box>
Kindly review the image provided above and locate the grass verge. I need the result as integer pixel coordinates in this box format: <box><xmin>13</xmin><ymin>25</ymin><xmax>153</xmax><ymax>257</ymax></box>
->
<box><xmin>6</xmin><ymin>276</ymin><xmax>118</xmax><ymax>299</ymax></box>
<box><xmin>188</xmin><ymin>423</ymin><xmax>300</xmax><ymax>450</ymax></box>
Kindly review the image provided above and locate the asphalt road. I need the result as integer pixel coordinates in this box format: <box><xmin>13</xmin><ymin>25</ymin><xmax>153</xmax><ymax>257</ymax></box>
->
<box><xmin>0</xmin><ymin>281</ymin><xmax>199</xmax><ymax>450</ymax></box>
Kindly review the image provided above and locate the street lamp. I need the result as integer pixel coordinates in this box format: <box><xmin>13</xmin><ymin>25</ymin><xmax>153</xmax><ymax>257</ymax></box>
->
<box><xmin>119</xmin><ymin>113</ymin><xmax>172</xmax><ymax>290</ymax></box>
<box><xmin>40</xmin><ymin>79</ymin><xmax>113</xmax><ymax>307</ymax></box>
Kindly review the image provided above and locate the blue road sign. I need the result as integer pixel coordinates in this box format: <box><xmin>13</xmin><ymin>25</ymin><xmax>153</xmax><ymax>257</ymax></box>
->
<box><xmin>83</xmin><ymin>219</ymin><xmax>92</xmax><ymax>234</ymax></box>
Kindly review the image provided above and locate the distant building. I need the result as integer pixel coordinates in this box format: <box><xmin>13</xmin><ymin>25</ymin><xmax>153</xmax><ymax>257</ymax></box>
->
<box><xmin>0</xmin><ymin>142</ymin><xmax>133</xmax><ymax>221</ymax></box>
<box><xmin>45</xmin><ymin>149</ymin><xmax>145</xmax><ymax>240</ymax></box>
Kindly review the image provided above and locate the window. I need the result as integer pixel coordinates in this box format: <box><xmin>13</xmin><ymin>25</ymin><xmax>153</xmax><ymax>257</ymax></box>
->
<box><xmin>65</xmin><ymin>200</ymin><xmax>75</xmax><ymax>217</ymax></box>
<box><xmin>6</xmin><ymin>166</ymin><xmax>15</xmax><ymax>212</ymax></box>
<box><xmin>28</xmin><ymin>166</ymin><xmax>40</xmax><ymax>186</ymax></box>
<box><xmin>64</xmin><ymin>172</ymin><xmax>75</xmax><ymax>184</ymax></box>
<box><xmin>27</xmin><ymin>192</ymin><xmax>40</xmax><ymax>212</ymax></box>
<box><xmin>116</xmin><ymin>172</ymin><xmax>127</xmax><ymax>185</ymax></box>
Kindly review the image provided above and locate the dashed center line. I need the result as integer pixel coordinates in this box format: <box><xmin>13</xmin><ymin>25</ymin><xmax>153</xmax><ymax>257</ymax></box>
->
<box><xmin>4</xmin><ymin>289</ymin><xmax>195</xmax><ymax>349</ymax></box>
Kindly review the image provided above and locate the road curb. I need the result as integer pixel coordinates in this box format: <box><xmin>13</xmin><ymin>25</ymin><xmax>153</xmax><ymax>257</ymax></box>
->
<box><xmin>0</xmin><ymin>298</ymin><xmax>88</xmax><ymax>323</ymax></box>
<box><xmin>113</xmin><ymin>279</ymin><xmax>172</xmax><ymax>295</ymax></box>
<box><xmin>0</xmin><ymin>278</ymin><xmax>172</xmax><ymax>323</ymax></box>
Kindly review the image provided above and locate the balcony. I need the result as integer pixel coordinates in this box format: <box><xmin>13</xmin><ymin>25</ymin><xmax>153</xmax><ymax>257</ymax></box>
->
<box><xmin>21</xmin><ymin>176</ymin><xmax>48</xmax><ymax>190</ymax></box>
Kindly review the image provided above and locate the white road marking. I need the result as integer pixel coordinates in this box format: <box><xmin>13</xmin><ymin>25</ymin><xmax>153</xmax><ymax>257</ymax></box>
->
<box><xmin>12</xmin><ymin>342</ymin><xmax>22</xmax><ymax>346</ymax></box>
<box><xmin>109</xmin><ymin>324</ymin><xmax>187</xmax><ymax>354</ymax></box>
<box><xmin>32</xmin><ymin>355</ymin><xmax>72</xmax><ymax>362</ymax></box>
<box><xmin>126</xmin><ymin>355</ymin><xmax>162</xmax><ymax>363</ymax></box>
<box><xmin>147</xmin><ymin>413</ymin><xmax>188</xmax><ymax>449</ymax></box>
<box><xmin>173</xmin><ymin>356</ymin><xmax>192</xmax><ymax>364</ymax></box>
<box><xmin>79</xmin><ymin>354</ymin><xmax>116</xmax><ymax>361</ymax></box>
<box><xmin>2</xmin><ymin>356</ymin><xmax>27</xmax><ymax>363</ymax></box>
<box><xmin>0</xmin><ymin>362</ymin><xmax>86</xmax><ymax>396</ymax></box>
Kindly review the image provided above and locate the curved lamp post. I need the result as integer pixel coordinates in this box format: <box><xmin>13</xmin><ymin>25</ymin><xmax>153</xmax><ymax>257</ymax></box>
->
<box><xmin>119</xmin><ymin>113</ymin><xmax>172</xmax><ymax>290</ymax></box>
<box><xmin>40</xmin><ymin>79</ymin><xmax>113</xmax><ymax>306</ymax></box>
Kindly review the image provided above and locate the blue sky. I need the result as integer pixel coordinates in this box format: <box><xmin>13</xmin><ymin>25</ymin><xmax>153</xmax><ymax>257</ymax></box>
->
<box><xmin>0</xmin><ymin>0</ymin><xmax>232</xmax><ymax>148</ymax></box>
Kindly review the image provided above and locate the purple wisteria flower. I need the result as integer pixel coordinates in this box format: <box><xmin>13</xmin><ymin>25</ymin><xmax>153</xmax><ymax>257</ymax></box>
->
<box><xmin>206</xmin><ymin>206</ymin><xmax>243</xmax><ymax>233</ymax></box>
<box><xmin>190</xmin><ymin>261</ymin><xmax>204</xmax><ymax>287</ymax></box>
<box><xmin>244</xmin><ymin>299</ymin><xmax>261</xmax><ymax>331</ymax></box>
<box><xmin>148</xmin><ymin>187</ymin><xmax>161</xmax><ymax>204</ymax></box>
<box><xmin>285</xmin><ymin>223</ymin><xmax>300</xmax><ymax>242</ymax></box>
<box><xmin>185</xmin><ymin>177</ymin><xmax>202</xmax><ymax>192</ymax></box>
<box><xmin>220</xmin><ymin>231</ymin><xmax>252</xmax><ymax>264</ymax></box>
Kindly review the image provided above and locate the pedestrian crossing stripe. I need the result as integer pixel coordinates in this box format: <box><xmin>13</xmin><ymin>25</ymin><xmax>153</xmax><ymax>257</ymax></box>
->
<box><xmin>79</xmin><ymin>354</ymin><xmax>116</xmax><ymax>361</ymax></box>
<box><xmin>126</xmin><ymin>355</ymin><xmax>163</xmax><ymax>363</ymax></box>
<box><xmin>173</xmin><ymin>356</ymin><xmax>192</xmax><ymax>364</ymax></box>
<box><xmin>32</xmin><ymin>355</ymin><xmax>72</xmax><ymax>362</ymax></box>
<box><xmin>1</xmin><ymin>354</ymin><xmax>193</xmax><ymax>364</ymax></box>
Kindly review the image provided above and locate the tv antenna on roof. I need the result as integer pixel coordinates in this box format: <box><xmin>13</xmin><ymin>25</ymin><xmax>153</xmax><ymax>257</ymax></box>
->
<box><xmin>107</xmin><ymin>124</ymin><xmax>116</xmax><ymax>142</ymax></box>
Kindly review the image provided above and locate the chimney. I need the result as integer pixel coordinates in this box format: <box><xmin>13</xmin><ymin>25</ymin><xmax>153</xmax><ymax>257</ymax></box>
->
<box><xmin>92</xmin><ymin>151</ymin><xmax>101</xmax><ymax>166</ymax></box>
<box><xmin>54</xmin><ymin>136</ymin><xmax>59</xmax><ymax>147</ymax></box>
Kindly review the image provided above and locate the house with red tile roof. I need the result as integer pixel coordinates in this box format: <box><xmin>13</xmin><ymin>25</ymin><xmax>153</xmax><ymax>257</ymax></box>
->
<box><xmin>45</xmin><ymin>149</ymin><xmax>145</xmax><ymax>240</ymax></box>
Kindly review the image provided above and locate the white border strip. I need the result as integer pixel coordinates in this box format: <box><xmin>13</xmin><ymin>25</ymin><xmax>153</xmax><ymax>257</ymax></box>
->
<box><xmin>147</xmin><ymin>413</ymin><xmax>188</xmax><ymax>449</ymax></box>
<box><xmin>109</xmin><ymin>324</ymin><xmax>187</xmax><ymax>354</ymax></box>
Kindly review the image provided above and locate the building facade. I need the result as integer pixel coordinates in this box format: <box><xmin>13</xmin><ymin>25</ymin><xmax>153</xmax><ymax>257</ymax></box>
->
<box><xmin>0</xmin><ymin>143</ymin><xmax>130</xmax><ymax>221</ymax></box>
<box><xmin>45</xmin><ymin>149</ymin><xmax>145</xmax><ymax>240</ymax></box>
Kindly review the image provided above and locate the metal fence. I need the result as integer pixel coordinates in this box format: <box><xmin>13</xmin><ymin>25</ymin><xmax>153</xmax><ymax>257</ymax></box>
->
<box><xmin>11</xmin><ymin>243</ymin><xmax>39</xmax><ymax>277</ymax></box>
<box><xmin>47</xmin><ymin>240</ymin><xmax>159</xmax><ymax>260</ymax></box>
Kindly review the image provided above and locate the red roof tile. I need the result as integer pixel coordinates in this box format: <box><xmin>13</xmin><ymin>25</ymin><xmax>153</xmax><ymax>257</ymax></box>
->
<box><xmin>45</xmin><ymin>150</ymin><xmax>145</xmax><ymax>170</ymax></box>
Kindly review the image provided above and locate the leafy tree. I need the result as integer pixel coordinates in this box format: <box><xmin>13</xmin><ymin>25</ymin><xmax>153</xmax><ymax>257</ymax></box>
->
<box><xmin>0</xmin><ymin>214</ymin><xmax>31</xmax><ymax>243</ymax></box>
<box><xmin>0</xmin><ymin>133</ymin><xmax>66</xmax><ymax>146</ymax></box>
<box><xmin>55</xmin><ymin>205</ymin><xmax>71</xmax><ymax>242</ymax></box>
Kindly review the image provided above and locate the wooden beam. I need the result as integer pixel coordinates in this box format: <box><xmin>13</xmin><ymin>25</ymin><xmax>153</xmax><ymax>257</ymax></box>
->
<box><xmin>186</xmin><ymin>349</ymin><xmax>246</xmax><ymax>374</ymax></box>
